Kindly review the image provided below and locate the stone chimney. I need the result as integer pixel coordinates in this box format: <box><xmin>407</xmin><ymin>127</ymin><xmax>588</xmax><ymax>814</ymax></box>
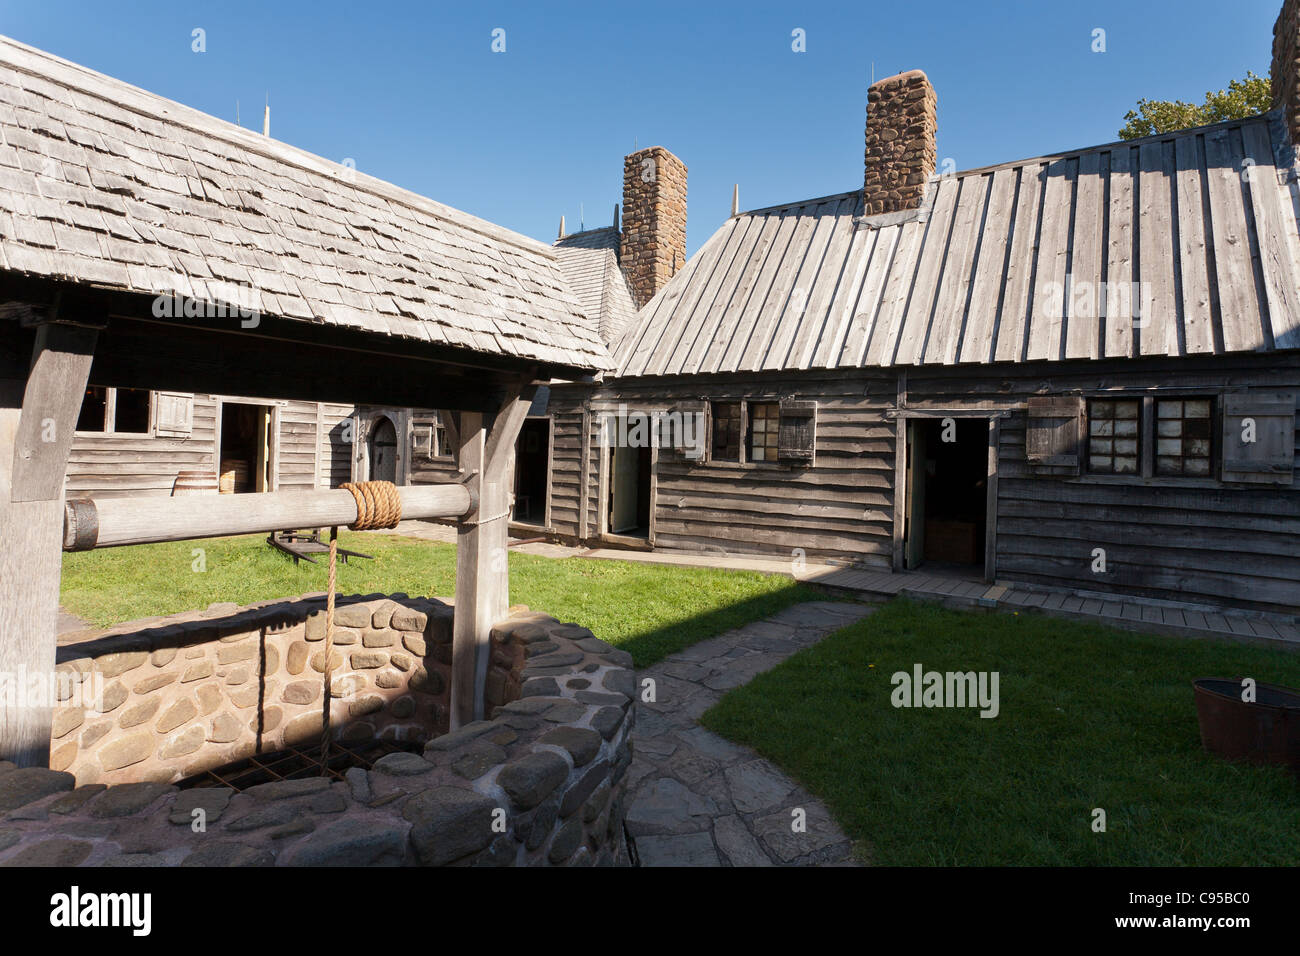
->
<box><xmin>1273</xmin><ymin>0</ymin><xmax>1300</xmax><ymax>145</ymax></box>
<box><xmin>863</xmin><ymin>70</ymin><xmax>937</xmax><ymax>215</ymax></box>
<box><xmin>620</xmin><ymin>146</ymin><xmax>687</xmax><ymax>308</ymax></box>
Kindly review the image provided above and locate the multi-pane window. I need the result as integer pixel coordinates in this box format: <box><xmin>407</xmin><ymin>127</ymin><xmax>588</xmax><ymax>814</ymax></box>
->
<box><xmin>75</xmin><ymin>386</ymin><xmax>152</xmax><ymax>435</ymax></box>
<box><xmin>747</xmin><ymin>402</ymin><xmax>780</xmax><ymax>463</ymax></box>
<box><xmin>1087</xmin><ymin>398</ymin><xmax>1140</xmax><ymax>474</ymax></box>
<box><xmin>711</xmin><ymin>402</ymin><xmax>742</xmax><ymax>462</ymax></box>
<box><xmin>1156</xmin><ymin>398</ymin><xmax>1213</xmax><ymax>477</ymax></box>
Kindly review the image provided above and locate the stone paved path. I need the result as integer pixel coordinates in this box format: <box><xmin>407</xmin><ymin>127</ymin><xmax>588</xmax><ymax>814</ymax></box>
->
<box><xmin>625</xmin><ymin>600</ymin><xmax>875</xmax><ymax>866</ymax></box>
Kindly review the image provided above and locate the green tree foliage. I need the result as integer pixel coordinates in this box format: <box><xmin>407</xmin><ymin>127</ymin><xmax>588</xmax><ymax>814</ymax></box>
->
<box><xmin>1119</xmin><ymin>70</ymin><xmax>1273</xmax><ymax>140</ymax></box>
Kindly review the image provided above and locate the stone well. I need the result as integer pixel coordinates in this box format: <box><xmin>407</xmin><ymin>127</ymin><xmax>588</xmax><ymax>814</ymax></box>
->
<box><xmin>0</xmin><ymin>597</ymin><xmax>635</xmax><ymax>866</ymax></box>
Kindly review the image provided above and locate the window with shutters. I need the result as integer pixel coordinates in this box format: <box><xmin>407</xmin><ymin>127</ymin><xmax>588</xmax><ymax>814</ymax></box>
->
<box><xmin>1221</xmin><ymin>391</ymin><xmax>1296</xmax><ymax>485</ymax></box>
<box><xmin>1025</xmin><ymin>396</ymin><xmax>1085</xmax><ymax>474</ymax></box>
<box><xmin>711</xmin><ymin>402</ymin><xmax>742</xmax><ymax>462</ymax></box>
<box><xmin>75</xmin><ymin>386</ymin><xmax>158</xmax><ymax>436</ymax></box>
<box><xmin>1087</xmin><ymin>398</ymin><xmax>1141</xmax><ymax>474</ymax></box>
<box><xmin>153</xmin><ymin>391</ymin><xmax>194</xmax><ymax>438</ymax></box>
<box><xmin>747</xmin><ymin>403</ymin><xmax>780</xmax><ymax>462</ymax></box>
<box><xmin>777</xmin><ymin>399</ymin><xmax>817</xmax><ymax>464</ymax></box>
<box><xmin>412</xmin><ymin>425</ymin><xmax>434</xmax><ymax>459</ymax></box>
<box><xmin>1155</xmin><ymin>398</ymin><xmax>1213</xmax><ymax>477</ymax></box>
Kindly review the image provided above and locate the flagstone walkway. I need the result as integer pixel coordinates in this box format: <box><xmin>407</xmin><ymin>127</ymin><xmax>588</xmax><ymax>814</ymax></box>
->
<box><xmin>624</xmin><ymin>600</ymin><xmax>875</xmax><ymax>866</ymax></box>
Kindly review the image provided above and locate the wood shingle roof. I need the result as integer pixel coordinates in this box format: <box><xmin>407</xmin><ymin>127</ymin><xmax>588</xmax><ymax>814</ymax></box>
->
<box><xmin>0</xmin><ymin>35</ymin><xmax>609</xmax><ymax>372</ymax></box>
<box><xmin>617</xmin><ymin>113</ymin><xmax>1300</xmax><ymax>377</ymax></box>
<box><xmin>552</xmin><ymin>227</ymin><xmax>637</xmax><ymax>344</ymax></box>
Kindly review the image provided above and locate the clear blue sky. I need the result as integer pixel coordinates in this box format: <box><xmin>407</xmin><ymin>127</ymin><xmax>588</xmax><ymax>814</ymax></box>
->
<box><xmin>1</xmin><ymin>0</ymin><xmax>1282</xmax><ymax>256</ymax></box>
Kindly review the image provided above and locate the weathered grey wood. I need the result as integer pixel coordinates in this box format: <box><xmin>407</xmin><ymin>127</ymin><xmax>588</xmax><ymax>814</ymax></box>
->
<box><xmin>451</xmin><ymin>378</ymin><xmax>538</xmax><ymax>728</ymax></box>
<box><xmin>924</xmin><ymin>173</ymin><xmax>988</xmax><ymax>365</ymax></box>
<box><xmin>1026</xmin><ymin>157</ymin><xmax>1074</xmax><ymax>363</ymax></box>
<box><xmin>893</xmin><ymin>177</ymin><xmax>959</xmax><ymax>366</ymax></box>
<box><xmin>814</xmin><ymin>224</ymin><xmax>877</xmax><ymax>368</ymax></box>
<box><xmin>71</xmin><ymin>483</ymin><xmax>472</xmax><ymax>549</ymax></box>
<box><xmin>1203</xmin><ymin>126</ymin><xmax>1265</xmax><ymax>353</ymax></box>
<box><xmin>960</xmin><ymin>167</ymin><xmax>1018</xmax><ymax>364</ymax></box>
<box><xmin>1240</xmin><ymin>122</ymin><xmax>1300</xmax><ymax>351</ymax></box>
<box><xmin>788</xmin><ymin>202</ymin><xmax>861</xmax><ymax>370</ymax></box>
<box><xmin>739</xmin><ymin>205</ymin><xmax>822</xmax><ymax>371</ymax></box>
<box><xmin>1</xmin><ymin>321</ymin><xmax>97</xmax><ymax>767</ymax></box>
<box><xmin>985</xmin><ymin>417</ymin><xmax>999</xmax><ymax>581</ymax></box>
<box><xmin>1104</xmin><ymin>146</ymin><xmax>1136</xmax><ymax>358</ymax></box>
<box><xmin>1137</xmin><ymin>141</ymin><xmax>1178</xmax><ymax>357</ymax></box>
<box><xmin>1066</xmin><ymin>151</ymin><xmax>1103</xmax><ymax>360</ymax></box>
<box><xmin>993</xmin><ymin>163</ymin><xmax>1045</xmax><ymax>363</ymax></box>
<box><xmin>1174</xmin><ymin>134</ymin><xmax>1215</xmax><ymax>355</ymax></box>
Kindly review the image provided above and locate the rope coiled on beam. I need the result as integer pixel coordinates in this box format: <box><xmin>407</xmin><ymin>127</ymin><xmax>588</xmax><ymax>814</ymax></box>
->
<box><xmin>341</xmin><ymin>480</ymin><xmax>402</xmax><ymax>530</ymax></box>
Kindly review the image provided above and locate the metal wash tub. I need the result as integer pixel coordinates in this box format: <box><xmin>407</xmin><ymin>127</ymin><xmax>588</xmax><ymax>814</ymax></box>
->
<box><xmin>1193</xmin><ymin>678</ymin><xmax>1300</xmax><ymax>773</ymax></box>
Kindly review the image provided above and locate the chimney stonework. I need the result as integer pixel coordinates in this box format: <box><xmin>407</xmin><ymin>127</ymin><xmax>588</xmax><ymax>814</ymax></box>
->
<box><xmin>1274</xmin><ymin>0</ymin><xmax>1300</xmax><ymax>146</ymax></box>
<box><xmin>863</xmin><ymin>69</ymin><xmax>937</xmax><ymax>215</ymax></box>
<box><xmin>620</xmin><ymin>146</ymin><xmax>687</xmax><ymax>308</ymax></box>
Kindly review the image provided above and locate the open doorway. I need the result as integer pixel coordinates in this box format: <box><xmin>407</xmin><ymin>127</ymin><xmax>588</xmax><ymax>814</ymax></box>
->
<box><xmin>904</xmin><ymin>417</ymin><xmax>988</xmax><ymax>574</ymax></box>
<box><xmin>219</xmin><ymin>402</ymin><xmax>274</xmax><ymax>493</ymax></box>
<box><xmin>513</xmin><ymin>417</ymin><xmax>550</xmax><ymax>526</ymax></box>
<box><xmin>607</xmin><ymin>440</ymin><xmax>651</xmax><ymax>538</ymax></box>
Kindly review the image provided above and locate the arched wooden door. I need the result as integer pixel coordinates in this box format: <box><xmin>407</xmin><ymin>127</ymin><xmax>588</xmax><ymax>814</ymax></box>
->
<box><xmin>368</xmin><ymin>416</ymin><xmax>398</xmax><ymax>482</ymax></box>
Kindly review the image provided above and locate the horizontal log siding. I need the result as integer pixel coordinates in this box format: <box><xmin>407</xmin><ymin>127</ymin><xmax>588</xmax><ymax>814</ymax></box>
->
<box><xmin>317</xmin><ymin>403</ymin><xmax>354</xmax><ymax>489</ymax></box>
<box><xmin>575</xmin><ymin>372</ymin><xmax>899</xmax><ymax>567</ymax></box>
<box><xmin>408</xmin><ymin>410</ymin><xmax>461</xmax><ymax>486</ymax></box>
<box><xmin>276</xmin><ymin>400</ymin><xmax>319</xmax><ymax>491</ymax></box>
<box><xmin>65</xmin><ymin>394</ymin><xmax>218</xmax><ymax>498</ymax></box>
<box><xmin>906</xmin><ymin>353</ymin><xmax>1300</xmax><ymax>613</ymax></box>
<box><xmin>545</xmin><ymin>387</ymin><xmax>586</xmax><ymax>534</ymax></box>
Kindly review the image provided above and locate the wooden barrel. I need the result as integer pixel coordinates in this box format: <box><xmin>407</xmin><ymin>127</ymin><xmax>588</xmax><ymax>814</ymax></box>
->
<box><xmin>220</xmin><ymin>459</ymin><xmax>250</xmax><ymax>494</ymax></box>
<box><xmin>173</xmin><ymin>470</ymin><xmax>219</xmax><ymax>496</ymax></box>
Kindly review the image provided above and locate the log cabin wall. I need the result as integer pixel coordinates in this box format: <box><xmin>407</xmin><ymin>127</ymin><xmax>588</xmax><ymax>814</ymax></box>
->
<box><xmin>548</xmin><ymin>351</ymin><xmax>1299</xmax><ymax>614</ymax></box>
<box><xmin>66</xmin><ymin>393</ymin><xmax>219</xmax><ymax>499</ymax></box>
<box><xmin>547</xmin><ymin>370</ymin><xmax>900</xmax><ymax>566</ymax></box>
<box><xmin>906</xmin><ymin>353</ymin><xmax>1300</xmax><ymax>613</ymax></box>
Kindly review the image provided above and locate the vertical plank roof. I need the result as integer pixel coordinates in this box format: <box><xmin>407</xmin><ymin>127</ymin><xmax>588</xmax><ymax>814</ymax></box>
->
<box><xmin>616</xmin><ymin>113</ymin><xmax>1300</xmax><ymax>377</ymax></box>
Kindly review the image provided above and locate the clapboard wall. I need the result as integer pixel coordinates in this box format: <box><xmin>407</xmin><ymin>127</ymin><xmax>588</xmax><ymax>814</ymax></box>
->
<box><xmin>65</xmin><ymin>394</ymin><xmax>220</xmax><ymax>499</ymax></box>
<box><xmin>547</xmin><ymin>371</ymin><xmax>900</xmax><ymax>566</ymax></box>
<box><xmin>907</xmin><ymin>353</ymin><xmax>1300</xmax><ymax>612</ymax></box>
<box><xmin>548</xmin><ymin>351</ymin><xmax>1299</xmax><ymax>613</ymax></box>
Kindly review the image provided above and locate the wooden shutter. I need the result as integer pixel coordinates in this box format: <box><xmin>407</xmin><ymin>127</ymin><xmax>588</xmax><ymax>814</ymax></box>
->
<box><xmin>664</xmin><ymin>401</ymin><xmax>706</xmax><ymax>461</ymax></box>
<box><xmin>778</xmin><ymin>399</ymin><xmax>817</xmax><ymax>464</ymax></box>
<box><xmin>1025</xmin><ymin>396</ymin><xmax>1084</xmax><ymax>474</ymax></box>
<box><xmin>1221</xmin><ymin>391</ymin><xmax>1296</xmax><ymax>485</ymax></box>
<box><xmin>153</xmin><ymin>391</ymin><xmax>193</xmax><ymax>438</ymax></box>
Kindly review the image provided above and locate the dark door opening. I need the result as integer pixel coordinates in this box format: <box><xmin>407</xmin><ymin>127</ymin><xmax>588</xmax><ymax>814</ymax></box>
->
<box><xmin>219</xmin><ymin>402</ymin><xmax>272</xmax><ymax>494</ymax></box>
<box><xmin>905</xmin><ymin>418</ymin><xmax>988</xmax><ymax>571</ymax></box>
<box><xmin>513</xmin><ymin>417</ymin><xmax>550</xmax><ymax>525</ymax></box>
<box><xmin>368</xmin><ymin>416</ymin><xmax>397</xmax><ymax>483</ymax></box>
<box><xmin>608</xmin><ymin>441</ymin><xmax>652</xmax><ymax>537</ymax></box>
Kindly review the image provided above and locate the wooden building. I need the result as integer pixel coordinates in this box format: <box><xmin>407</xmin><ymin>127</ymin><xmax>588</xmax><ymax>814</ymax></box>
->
<box><xmin>0</xmin><ymin>35</ymin><xmax>607</xmax><ymax>764</ymax></box>
<box><xmin>533</xmin><ymin>15</ymin><xmax>1300</xmax><ymax>615</ymax></box>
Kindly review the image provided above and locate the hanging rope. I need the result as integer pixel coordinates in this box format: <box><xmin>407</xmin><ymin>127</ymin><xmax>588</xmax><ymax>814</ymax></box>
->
<box><xmin>319</xmin><ymin>527</ymin><xmax>338</xmax><ymax>772</ymax></box>
<box><xmin>320</xmin><ymin>480</ymin><xmax>402</xmax><ymax>774</ymax></box>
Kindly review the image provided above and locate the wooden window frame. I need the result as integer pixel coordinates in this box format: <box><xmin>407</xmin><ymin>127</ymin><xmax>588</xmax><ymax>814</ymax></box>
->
<box><xmin>1153</xmin><ymin>396</ymin><xmax>1215</xmax><ymax>478</ymax></box>
<box><xmin>74</xmin><ymin>386</ymin><xmax>155</xmax><ymax>437</ymax></box>
<box><xmin>1073</xmin><ymin>388</ymin><xmax>1229</xmax><ymax>488</ymax></box>
<box><xmin>705</xmin><ymin>398</ymin><xmax>815</xmax><ymax>469</ymax></box>
<box><xmin>1084</xmin><ymin>397</ymin><xmax>1142</xmax><ymax>476</ymax></box>
<box><xmin>746</xmin><ymin>401</ymin><xmax>781</xmax><ymax>464</ymax></box>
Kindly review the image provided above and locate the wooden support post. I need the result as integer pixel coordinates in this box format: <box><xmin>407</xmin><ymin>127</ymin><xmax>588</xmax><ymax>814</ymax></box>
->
<box><xmin>451</xmin><ymin>377</ymin><xmax>538</xmax><ymax>729</ymax></box>
<box><xmin>0</xmin><ymin>321</ymin><xmax>97</xmax><ymax>766</ymax></box>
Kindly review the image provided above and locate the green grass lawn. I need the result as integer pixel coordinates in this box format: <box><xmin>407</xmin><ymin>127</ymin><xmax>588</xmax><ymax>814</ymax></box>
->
<box><xmin>701</xmin><ymin>599</ymin><xmax>1300</xmax><ymax>866</ymax></box>
<box><xmin>60</xmin><ymin>532</ymin><xmax>819</xmax><ymax>668</ymax></box>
